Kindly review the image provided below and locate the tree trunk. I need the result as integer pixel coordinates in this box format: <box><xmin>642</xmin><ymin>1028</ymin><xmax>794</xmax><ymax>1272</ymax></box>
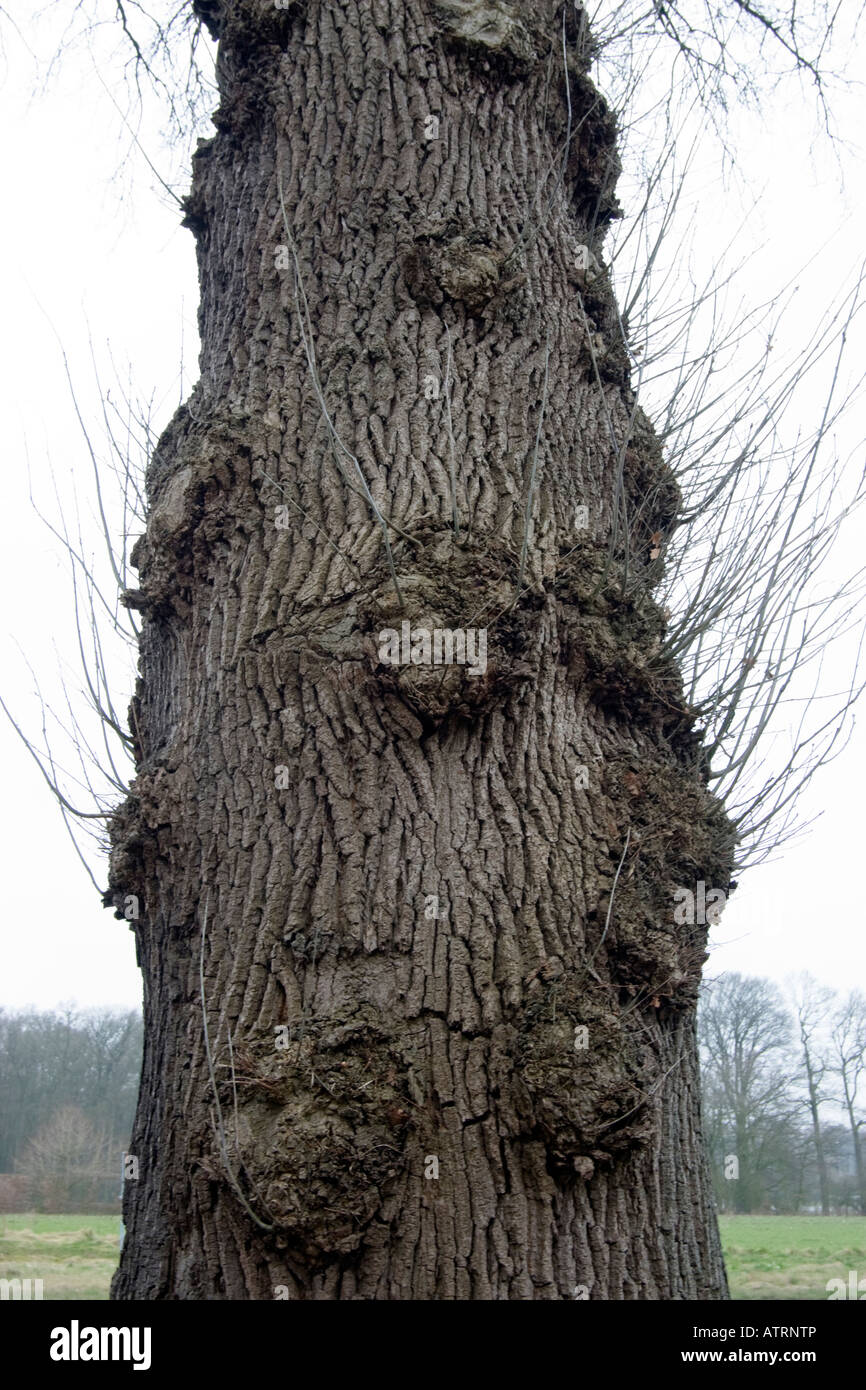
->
<box><xmin>733</xmin><ymin>1113</ymin><xmax>752</xmax><ymax>1214</ymax></box>
<box><xmin>843</xmin><ymin>1095</ymin><xmax>865</xmax><ymax>1216</ymax></box>
<box><xmin>801</xmin><ymin>1037</ymin><xmax>830</xmax><ymax>1215</ymax></box>
<box><xmin>108</xmin><ymin>0</ymin><xmax>732</xmax><ymax>1299</ymax></box>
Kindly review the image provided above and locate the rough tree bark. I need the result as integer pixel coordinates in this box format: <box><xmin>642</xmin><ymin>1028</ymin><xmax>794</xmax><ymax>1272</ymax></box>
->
<box><xmin>108</xmin><ymin>0</ymin><xmax>733</xmax><ymax>1299</ymax></box>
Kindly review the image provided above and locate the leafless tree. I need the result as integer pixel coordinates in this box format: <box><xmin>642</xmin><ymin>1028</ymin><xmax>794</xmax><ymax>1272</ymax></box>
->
<box><xmin>830</xmin><ymin>990</ymin><xmax>866</xmax><ymax>1214</ymax></box>
<box><xmin>6</xmin><ymin>0</ymin><xmax>866</xmax><ymax>1298</ymax></box>
<box><xmin>699</xmin><ymin>972</ymin><xmax>799</xmax><ymax>1211</ymax></box>
<box><xmin>788</xmin><ymin>972</ymin><xmax>834</xmax><ymax>1214</ymax></box>
<box><xmin>15</xmin><ymin>1105</ymin><xmax>114</xmax><ymax>1211</ymax></box>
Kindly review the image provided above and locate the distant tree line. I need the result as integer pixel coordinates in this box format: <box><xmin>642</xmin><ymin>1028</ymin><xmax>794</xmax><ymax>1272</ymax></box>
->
<box><xmin>0</xmin><ymin>1007</ymin><xmax>142</xmax><ymax>1211</ymax></box>
<box><xmin>1</xmin><ymin>986</ymin><xmax>862</xmax><ymax>1218</ymax></box>
<box><xmin>700</xmin><ymin>974</ymin><xmax>865</xmax><ymax>1214</ymax></box>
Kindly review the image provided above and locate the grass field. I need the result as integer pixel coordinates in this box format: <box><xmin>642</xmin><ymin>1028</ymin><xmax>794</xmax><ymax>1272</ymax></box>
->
<box><xmin>0</xmin><ymin>1214</ymin><xmax>120</xmax><ymax>1300</ymax></box>
<box><xmin>2</xmin><ymin>1212</ymin><xmax>864</xmax><ymax>1299</ymax></box>
<box><xmin>718</xmin><ymin>1215</ymin><xmax>866</xmax><ymax>1300</ymax></box>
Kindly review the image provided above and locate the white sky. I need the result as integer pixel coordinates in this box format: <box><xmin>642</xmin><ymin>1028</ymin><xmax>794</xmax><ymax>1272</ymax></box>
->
<box><xmin>0</xmin><ymin>6</ymin><xmax>863</xmax><ymax>1014</ymax></box>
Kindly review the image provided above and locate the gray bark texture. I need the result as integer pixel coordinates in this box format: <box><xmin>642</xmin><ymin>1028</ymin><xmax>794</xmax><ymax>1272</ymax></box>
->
<box><xmin>108</xmin><ymin>0</ymin><xmax>733</xmax><ymax>1299</ymax></box>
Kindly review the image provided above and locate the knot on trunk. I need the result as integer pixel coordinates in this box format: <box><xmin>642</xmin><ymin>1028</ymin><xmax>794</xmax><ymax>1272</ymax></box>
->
<box><xmin>210</xmin><ymin>1014</ymin><xmax>414</xmax><ymax>1261</ymax></box>
<box><xmin>512</xmin><ymin>969</ymin><xmax>659</xmax><ymax>1174</ymax></box>
<box><xmin>433</xmin><ymin>0</ymin><xmax>548</xmax><ymax>73</ymax></box>
<box><xmin>403</xmin><ymin>235</ymin><xmax>508</xmax><ymax>314</ymax></box>
<box><xmin>365</xmin><ymin>530</ymin><xmax>540</xmax><ymax>723</ymax></box>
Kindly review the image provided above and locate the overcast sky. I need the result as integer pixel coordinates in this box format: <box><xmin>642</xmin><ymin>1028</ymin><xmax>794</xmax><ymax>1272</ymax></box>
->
<box><xmin>0</xmin><ymin>5</ymin><xmax>863</xmax><ymax>1015</ymax></box>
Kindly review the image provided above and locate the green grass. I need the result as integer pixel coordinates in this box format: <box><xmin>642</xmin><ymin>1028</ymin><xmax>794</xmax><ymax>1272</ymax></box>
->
<box><xmin>719</xmin><ymin>1215</ymin><xmax>866</xmax><ymax>1300</ymax></box>
<box><xmin>1</xmin><ymin>1211</ymin><xmax>863</xmax><ymax>1300</ymax></box>
<box><xmin>0</xmin><ymin>1213</ymin><xmax>121</xmax><ymax>1300</ymax></box>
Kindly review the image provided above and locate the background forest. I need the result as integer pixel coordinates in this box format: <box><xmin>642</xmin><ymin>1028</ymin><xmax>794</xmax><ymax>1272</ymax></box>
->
<box><xmin>0</xmin><ymin>974</ymin><xmax>861</xmax><ymax>1216</ymax></box>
